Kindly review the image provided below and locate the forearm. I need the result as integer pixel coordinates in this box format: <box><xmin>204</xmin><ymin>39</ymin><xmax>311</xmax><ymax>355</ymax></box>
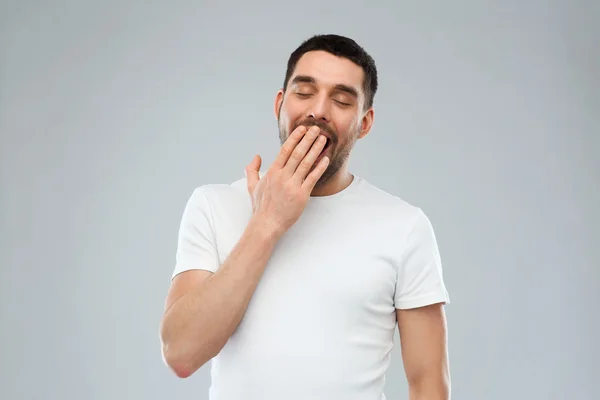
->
<box><xmin>161</xmin><ymin>216</ymin><xmax>281</xmax><ymax>376</ymax></box>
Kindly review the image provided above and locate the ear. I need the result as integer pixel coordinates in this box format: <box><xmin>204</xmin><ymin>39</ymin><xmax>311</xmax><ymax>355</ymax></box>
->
<box><xmin>274</xmin><ymin>89</ymin><xmax>284</xmax><ymax>120</ymax></box>
<box><xmin>357</xmin><ymin>108</ymin><xmax>375</xmax><ymax>139</ymax></box>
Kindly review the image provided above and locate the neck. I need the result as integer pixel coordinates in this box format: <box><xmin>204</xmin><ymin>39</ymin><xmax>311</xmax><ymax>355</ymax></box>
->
<box><xmin>310</xmin><ymin>166</ymin><xmax>354</xmax><ymax>197</ymax></box>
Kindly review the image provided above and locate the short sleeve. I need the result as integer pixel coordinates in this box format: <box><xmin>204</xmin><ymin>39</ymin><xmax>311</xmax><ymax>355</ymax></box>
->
<box><xmin>394</xmin><ymin>208</ymin><xmax>450</xmax><ymax>309</ymax></box>
<box><xmin>171</xmin><ymin>187</ymin><xmax>221</xmax><ymax>280</ymax></box>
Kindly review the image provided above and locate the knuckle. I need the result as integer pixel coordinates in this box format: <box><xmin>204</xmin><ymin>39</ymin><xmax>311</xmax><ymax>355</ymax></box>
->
<box><xmin>280</xmin><ymin>146</ymin><xmax>292</xmax><ymax>157</ymax></box>
<box><xmin>299</xmin><ymin>159</ymin><xmax>313</xmax><ymax>169</ymax></box>
<box><xmin>290</xmin><ymin>148</ymin><xmax>304</xmax><ymax>160</ymax></box>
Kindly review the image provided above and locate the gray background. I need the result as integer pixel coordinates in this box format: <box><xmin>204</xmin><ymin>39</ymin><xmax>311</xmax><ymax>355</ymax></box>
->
<box><xmin>1</xmin><ymin>1</ymin><xmax>598</xmax><ymax>399</ymax></box>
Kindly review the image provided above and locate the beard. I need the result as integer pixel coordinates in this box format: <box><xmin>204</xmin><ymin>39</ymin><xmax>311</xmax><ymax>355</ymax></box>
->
<box><xmin>277</xmin><ymin>114</ymin><xmax>356</xmax><ymax>188</ymax></box>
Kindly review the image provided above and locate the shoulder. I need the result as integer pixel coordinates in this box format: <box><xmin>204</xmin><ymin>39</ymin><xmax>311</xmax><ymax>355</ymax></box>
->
<box><xmin>352</xmin><ymin>177</ymin><xmax>441</xmax><ymax>247</ymax></box>
<box><xmin>181</xmin><ymin>177</ymin><xmax>251</xmax><ymax>221</ymax></box>
<box><xmin>354</xmin><ymin>177</ymin><xmax>425</xmax><ymax>223</ymax></box>
<box><xmin>186</xmin><ymin>176</ymin><xmax>248</xmax><ymax>204</ymax></box>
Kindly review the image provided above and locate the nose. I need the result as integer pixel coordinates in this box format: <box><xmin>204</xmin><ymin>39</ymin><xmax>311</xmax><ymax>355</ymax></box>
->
<box><xmin>306</xmin><ymin>94</ymin><xmax>330</xmax><ymax>122</ymax></box>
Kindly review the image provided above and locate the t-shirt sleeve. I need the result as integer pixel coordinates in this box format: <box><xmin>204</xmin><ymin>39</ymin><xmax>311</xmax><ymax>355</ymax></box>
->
<box><xmin>171</xmin><ymin>186</ymin><xmax>221</xmax><ymax>280</ymax></box>
<box><xmin>394</xmin><ymin>208</ymin><xmax>450</xmax><ymax>310</ymax></box>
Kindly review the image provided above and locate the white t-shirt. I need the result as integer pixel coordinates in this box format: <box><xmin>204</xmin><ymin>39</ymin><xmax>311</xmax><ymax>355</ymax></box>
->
<box><xmin>172</xmin><ymin>175</ymin><xmax>450</xmax><ymax>400</ymax></box>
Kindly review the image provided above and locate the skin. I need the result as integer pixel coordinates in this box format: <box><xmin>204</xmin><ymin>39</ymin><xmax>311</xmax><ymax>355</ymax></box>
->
<box><xmin>160</xmin><ymin>50</ymin><xmax>450</xmax><ymax>399</ymax></box>
<box><xmin>274</xmin><ymin>50</ymin><xmax>374</xmax><ymax>197</ymax></box>
<box><xmin>398</xmin><ymin>303</ymin><xmax>451</xmax><ymax>400</ymax></box>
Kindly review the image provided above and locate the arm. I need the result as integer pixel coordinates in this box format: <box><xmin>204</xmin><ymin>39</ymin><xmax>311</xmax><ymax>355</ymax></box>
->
<box><xmin>393</xmin><ymin>208</ymin><xmax>451</xmax><ymax>398</ymax></box>
<box><xmin>160</xmin><ymin>216</ymin><xmax>281</xmax><ymax>378</ymax></box>
<box><xmin>160</xmin><ymin>124</ymin><xmax>329</xmax><ymax>378</ymax></box>
<box><xmin>397</xmin><ymin>303</ymin><xmax>450</xmax><ymax>400</ymax></box>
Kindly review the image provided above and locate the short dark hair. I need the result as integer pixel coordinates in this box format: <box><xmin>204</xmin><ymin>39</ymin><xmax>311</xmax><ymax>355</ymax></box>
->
<box><xmin>282</xmin><ymin>34</ymin><xmax>378</xmax><ymax>110</ymax></box>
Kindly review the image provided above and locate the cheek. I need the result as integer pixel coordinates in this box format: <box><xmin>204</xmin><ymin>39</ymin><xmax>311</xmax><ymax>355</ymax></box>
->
<box><xmin>335</xmin><ymin>116</ymin><xmax>360</xmax><ymax>137</ymax></box>
<box><xmin>350</xmin><ymin>116</ymin><xmax>364</xmax><ymax>136</ymax></box>
<box><xmin>280</xmin><ymin>103</ymin><xmax>302</xmax><ymax>127</ymax></box>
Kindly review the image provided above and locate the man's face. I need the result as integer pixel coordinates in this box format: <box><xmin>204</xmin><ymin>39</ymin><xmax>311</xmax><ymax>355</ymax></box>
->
<box><xmin>275</xmin><ymin>50</ymin><xmax>373</xmax><ymax>187</ymax></box>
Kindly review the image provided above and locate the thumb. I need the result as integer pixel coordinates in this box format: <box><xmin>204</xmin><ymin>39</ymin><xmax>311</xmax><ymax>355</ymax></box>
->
<box><xmin>245</xmin><ymin>154</ymin><xmax>262</xmax><ymax>195</ymax></box>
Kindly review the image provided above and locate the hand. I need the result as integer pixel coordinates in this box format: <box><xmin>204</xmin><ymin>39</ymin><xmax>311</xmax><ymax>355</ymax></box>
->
<box><xmin>245</xmin><ymin>125</ymin><xmax>329</xmax><ymax>236</ymax></box>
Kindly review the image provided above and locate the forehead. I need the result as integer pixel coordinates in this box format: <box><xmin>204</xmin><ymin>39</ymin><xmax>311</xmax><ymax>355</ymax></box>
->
<box><xmin>290</xmin><ymin>50</ymin><xmax>365</xmax><ymax>94</ymax></box>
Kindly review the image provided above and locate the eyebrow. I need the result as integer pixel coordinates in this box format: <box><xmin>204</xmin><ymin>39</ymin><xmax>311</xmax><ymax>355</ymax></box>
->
<box><xmin>291</xmin><ymin>75</ymin><xmax>359</xmax><ymax>99</ymax></box>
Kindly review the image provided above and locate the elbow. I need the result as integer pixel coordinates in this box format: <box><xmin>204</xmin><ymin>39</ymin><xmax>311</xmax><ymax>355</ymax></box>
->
<box><xmin>160</xmin><ymin>330</ymin><xmax>219</xmax><ymax>379</ymax></box>
<box><xmin>159</xmin><ymin>322</ymin><xmax>200</xmax><ymax>378</ymax></box>
<box><xmin>407</xmin><ymin>371</ymin><xmax>451</xmax><ymax>400</ymax></box>
<box><xmin>168</xmin><ymin>361</ymin><xmax>194</xmax><ymax>379</ymax></box>
<box><xmin>159</xmin><ymin>318</ymin><xmax>223</xmax><ymax>378</ymax></box>
<box><xmin>170</xmin><ymin>363</ymin><xmax>195</xmax><ymax>379</ymax></box>
<box><xmin>409</xmin><ymin>383</ymin><xmax>450</xmax><ymax>400</ymax></box>
<box><xmin>161</xmin><ymin>342</ymin><xmax>206</xmax><ymax>379</ymax></box>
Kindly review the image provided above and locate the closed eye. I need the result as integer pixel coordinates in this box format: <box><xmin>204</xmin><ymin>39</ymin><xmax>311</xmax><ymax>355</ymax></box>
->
<box><xmin>295</xmin><ymin>92</ymin><xmax>352</xmax><ymax>107</ymax></box>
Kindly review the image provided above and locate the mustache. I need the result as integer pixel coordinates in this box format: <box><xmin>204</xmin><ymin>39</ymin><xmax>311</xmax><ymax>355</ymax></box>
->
<box><xmin>294</xmin><ymin>119</ymin><xmax>337</xmax><ymax>143</ymax></box>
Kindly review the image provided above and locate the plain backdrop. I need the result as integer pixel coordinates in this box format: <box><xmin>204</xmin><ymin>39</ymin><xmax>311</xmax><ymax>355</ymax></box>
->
<box><xmin>1</xmin><ymin>1</ymin><xmax>598</xmax><ymax>399</ymax></box>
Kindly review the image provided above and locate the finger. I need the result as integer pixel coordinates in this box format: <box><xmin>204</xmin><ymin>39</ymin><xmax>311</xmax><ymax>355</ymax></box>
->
<box><xmin>245</xmin><ymin>154</ymin><xmax>262</xmax><ymax>195</ymax></box>
<box><xmin>272</xmin><ymin>125</ymin><xmax>308</xmax><ymax>169</ymax></box>
<box><xmin>302</xmin><ymin>156</ymin><xmax>329</xmax><ymax>191</ymax></box>
<box><xmin>293</xmin><ymin>134</ymin><xmax>327</xmax><ymax>180</ymax></box>
<box><xmin>282</xmin><ymin>125</ymin><xmax>321</xmax><ymax>175</ymax></box>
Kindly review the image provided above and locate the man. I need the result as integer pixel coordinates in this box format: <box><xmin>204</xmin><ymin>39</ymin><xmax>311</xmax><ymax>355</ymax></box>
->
<box><xmin>160</xmin><ymin>34</ymin><xmax>451</xmax><ymax>400</ymax></box>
